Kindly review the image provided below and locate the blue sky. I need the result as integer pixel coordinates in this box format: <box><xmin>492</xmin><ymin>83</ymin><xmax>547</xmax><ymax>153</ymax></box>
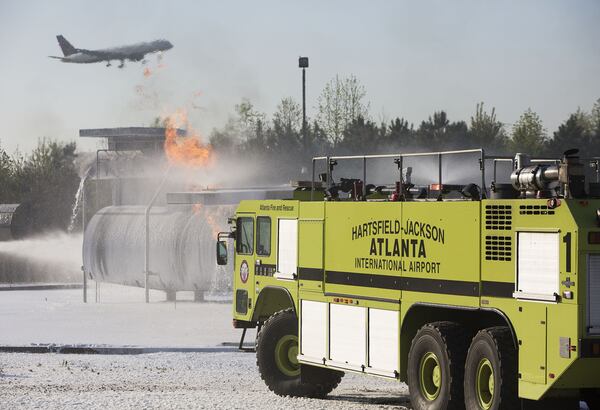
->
<box><xmin>0</xmin><ymin>0</ymin><xmax>599</xmax><ymax>153</ymax></box>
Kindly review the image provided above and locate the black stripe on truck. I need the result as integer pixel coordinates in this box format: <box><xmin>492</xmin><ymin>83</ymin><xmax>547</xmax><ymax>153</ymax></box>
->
<box><xmin>298</xmin><ymin>267</ymin><xmax>323</xmax><ymax>281</ymax></box>
<box><xmin>299</xmin><ymin>269</ymin><xmax>515</xmax><ymax>299</ymax></box>
<box><xmin>480</xmin><ymin>281</ymin><xmax>515</xmax><ymax>298</ymax></box>
<box><xmin>325</xmin><ymin>270</ymin><xmax>479</xmax><ymax>297</ymax></box>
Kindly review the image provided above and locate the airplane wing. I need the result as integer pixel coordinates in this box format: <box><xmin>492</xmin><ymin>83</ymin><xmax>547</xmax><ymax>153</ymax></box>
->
<box><xmin>48</xmin><ymin>56</ymin><xmax>64</xmax><ymax>59</ymax></box>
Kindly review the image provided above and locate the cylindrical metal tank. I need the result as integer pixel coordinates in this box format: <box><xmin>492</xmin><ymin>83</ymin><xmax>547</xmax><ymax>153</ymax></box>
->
<box><xmin>83</xmin><ymin>205</ymin><xmax>233</xmax><ymax>292</ymax></box>
<box><xmin>0</xmin><ymin>203</ymin><xmax>32</xmax><ymax>241</ymax></box>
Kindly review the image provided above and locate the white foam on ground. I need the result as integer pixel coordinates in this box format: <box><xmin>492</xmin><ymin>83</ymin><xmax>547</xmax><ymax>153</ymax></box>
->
<box><xmin>0</xmin><ymin>283</ymin><xmax>253</xmax><ymax>348</ymax></box>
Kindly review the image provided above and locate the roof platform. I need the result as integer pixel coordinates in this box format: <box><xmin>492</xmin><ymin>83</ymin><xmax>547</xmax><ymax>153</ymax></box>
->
<box><xmin>79</xmin><ymin>127</ymin><xmax>186</xmax><ymax>154</ymax></box>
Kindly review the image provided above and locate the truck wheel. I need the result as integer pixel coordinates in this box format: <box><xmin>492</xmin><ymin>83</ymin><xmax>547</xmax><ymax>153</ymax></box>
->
<box><xmin>464</xmin><ymin>327</ymin><xmax>517</xmax><ymax>410</ymax></box>
<box><xmin>256</xmin><ymin>308</ymin><xmax>343</xmax><ymax>398</ymax></box>
<box><xmin>407</xmin><ymin>321</ymin><xmax>468</xmax><ymax>410</ymax></box>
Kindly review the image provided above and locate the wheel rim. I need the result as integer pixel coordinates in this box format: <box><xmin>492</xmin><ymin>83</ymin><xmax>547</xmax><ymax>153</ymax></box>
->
<box><xmin>476</xmin><ymin>358</ymin><xmax>494</xmax><ymax>409</ymax></box>
<box><xmin>274</xmin><ymin>334</ymin><xmax>300</xmax><ymax>377</ymax></box>
<box><xmin>419</xmin><ymin>352</ymin><xmax>442</xmax><ymax>401</ymax></box>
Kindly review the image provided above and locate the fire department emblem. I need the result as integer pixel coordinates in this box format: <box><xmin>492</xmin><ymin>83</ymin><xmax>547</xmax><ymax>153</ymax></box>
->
<box><xmin>240</xmin><ymin>260</ymin><xmax>249</xmax><ymax>283</ymax></box>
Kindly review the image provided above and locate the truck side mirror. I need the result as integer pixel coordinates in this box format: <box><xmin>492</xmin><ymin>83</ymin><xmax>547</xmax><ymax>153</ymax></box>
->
<box><xmin>216</xmin><ymin>241</ymin><xmax>228</xmax><ymax>265</ymax></box>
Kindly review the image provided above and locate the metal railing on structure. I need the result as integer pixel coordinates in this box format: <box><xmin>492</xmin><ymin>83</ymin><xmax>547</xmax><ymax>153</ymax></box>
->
<box><xmin>311</xmin><ymin>148</ymin><xmax>600</xmax><ymax>201</ymax></box>
<box><xmin>310</xmin><ymin>149</ymin><xmax>486</xmax><ymax>200</ymax></box>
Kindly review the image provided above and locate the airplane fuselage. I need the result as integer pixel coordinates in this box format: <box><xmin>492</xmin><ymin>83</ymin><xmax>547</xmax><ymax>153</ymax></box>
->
<box><xmin>50</xmin><ymin>37</ymin><xmax>173</xmax><ymax>66</ymax></box>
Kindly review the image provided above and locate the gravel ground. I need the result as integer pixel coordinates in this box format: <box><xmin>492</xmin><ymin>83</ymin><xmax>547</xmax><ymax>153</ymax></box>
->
<box><xmin>0</xmin><ymin>352</ymin><xmax>411</xmax><ymax>410</ymax></box>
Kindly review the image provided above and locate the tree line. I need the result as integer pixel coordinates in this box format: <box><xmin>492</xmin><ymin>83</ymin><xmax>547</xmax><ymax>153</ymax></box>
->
<box><xmin>210</xmin><ymin>74</ymin><xmax>600</xmax><ymax>181</ymax></box>
<box><xmin>0</xmin><ymin>140</ymin><xmax>79</xmax><ymax>232</ymax></box>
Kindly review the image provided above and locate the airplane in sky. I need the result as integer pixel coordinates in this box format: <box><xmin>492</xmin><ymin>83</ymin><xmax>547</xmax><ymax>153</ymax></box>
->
<box><xmin>49</xmin><ymin>35</ymin><xmax>173</xmax><ymax>68</ymax></box>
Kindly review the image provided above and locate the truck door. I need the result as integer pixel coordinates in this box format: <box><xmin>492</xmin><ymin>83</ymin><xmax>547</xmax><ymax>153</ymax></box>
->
<box><xmin>234</xmin><ymin>214</ymin><xmax>255</xmax><ymax>320</ymax></box>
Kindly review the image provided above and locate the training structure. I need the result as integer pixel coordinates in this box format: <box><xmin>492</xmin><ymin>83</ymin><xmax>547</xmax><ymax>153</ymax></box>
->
<box><xmin>218</xmin><ymin>148</ymin><xmax>600</xmax><ymax>409</ymax></box>
<box><xmin>80</xmin><ymin>127</ymin><xmax>233</xmax><ymax>302</ymax></box>
<box><xmin>79</xmin><ymin>127</ymin><xmax>302</xmax><ymax>302</ymax></box>
<box><xmin>82</xmin><ymin>204</ymin><xmax>232</xmax><ymax>301</ymax></box>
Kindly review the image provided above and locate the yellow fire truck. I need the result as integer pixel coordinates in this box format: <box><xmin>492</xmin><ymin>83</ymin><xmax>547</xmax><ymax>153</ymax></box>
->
<box><xmin>217</xmin><ymin>148</ymin><xmax>600</xmax><ymax>410</ymax></box>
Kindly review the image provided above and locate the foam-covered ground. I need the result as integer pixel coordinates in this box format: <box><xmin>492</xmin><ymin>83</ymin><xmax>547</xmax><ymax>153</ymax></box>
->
<box><xmin>0</xmin><ymin>283</ymin><xmax>247</xmax><ymax>347</ymax></box>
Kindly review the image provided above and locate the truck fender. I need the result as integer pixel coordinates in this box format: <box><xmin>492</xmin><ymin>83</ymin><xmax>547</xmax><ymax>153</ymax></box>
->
<box><xmin>251</xmin><ymin>286</ymin><xmax>296</xmax><ymax>323</ymax></box>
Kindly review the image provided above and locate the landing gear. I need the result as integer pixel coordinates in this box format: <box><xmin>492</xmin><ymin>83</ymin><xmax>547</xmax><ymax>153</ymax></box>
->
<box><xmin>118</xmin><ymin>60</ymin><xmax>125</xmax><ymax>68</ymax></box>
<box><xmin>256</xmin><ymin>309</ymin><xmax>343</xmax><ymax>398</ymax></box>
<box><xmin>407</xmin><ymin>321</ymin><xmax>468</xmax><ymax>410</ymax></box>
<box><xmin>464</xmin><ymin>327</ymin><xmax>517</xmax><ymax>410</ymax></box>
<box><xmin>106</xmin><ymin>61</ymin><xmax>112</xmax><ymax>67</ymax></box>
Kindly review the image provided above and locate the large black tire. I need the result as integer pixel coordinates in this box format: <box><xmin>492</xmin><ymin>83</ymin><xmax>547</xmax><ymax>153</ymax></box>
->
<box><xmin>407</xmin><ymin>321</ymin><xmax>469</xmax><ymax>410</ymax></box>
<box><xmin>256</xmin><ymin>308</ymin><xmax>343</xmax><ymax>398</ymax></box>
<box><xmin>464</xmin><ymin>327</ymin><xmax>517</xmax><ymax>410</ymax></box>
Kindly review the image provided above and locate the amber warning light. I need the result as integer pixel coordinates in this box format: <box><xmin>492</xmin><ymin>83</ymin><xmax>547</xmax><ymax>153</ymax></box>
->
<box><xmin>428</xmin><ymin>184</ymin><xmax>463</xmax><ymax>192</ymax></box>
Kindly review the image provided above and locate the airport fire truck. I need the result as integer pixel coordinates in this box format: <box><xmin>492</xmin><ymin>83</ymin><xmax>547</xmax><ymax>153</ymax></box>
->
<box><xmin>216</xmin><ymin>148</ymin><xmax>600</xmax><ymax>410</ymax></box>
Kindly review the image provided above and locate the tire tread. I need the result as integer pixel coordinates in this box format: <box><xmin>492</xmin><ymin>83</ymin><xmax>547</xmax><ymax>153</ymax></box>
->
<box><xmin>255</xmin><ymin>308</ymin><xmax>343</xmax><ymax>398</ymax></box>
<box><xmin>465</xmin><ymin>326</ymin><xmax>517</xmax><ymax>410</ymax></box>
<box><xmin>408</xmin><ymin>321</ymin><xmax>469</xmax><ymax>410</ymax></box>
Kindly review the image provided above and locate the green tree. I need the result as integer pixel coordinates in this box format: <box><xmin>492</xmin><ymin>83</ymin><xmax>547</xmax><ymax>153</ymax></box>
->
<box><xmin>273</xmin><ymin>97</ymin><xmax>302</xmax><ymax>132</ymax></box>
<box><xmin>547</xmin><ymin>113</ymin><xmax>590</xmax><ymax>156</ymax></box>
<box><xmin>590</xmin><ymin>99</ymin><xmax>600</xmax><ymax>153</ymax></box>
<box><xmin>209</xmin><ymin>98</ymin><xmax>267</xmax><ymax>154</ymax></box>
<box><xmin>316</xmin><ymin>74</ymin><xmax>370</xmax><ymax>147</ymax></box>
<box><xmin>385</xmin><ymin>118</ymin><xmax>415</xmax><ymax>149</ymax></box>
<box><xmin>510</xmin><ymin>108</ymin><xmax>547</xmax><ymax>155</ymax></box>
<box><xmin>469</xmin><ymin>102</ymin><xmax>507</xmax><ymax>153</ymax></box>
<box><xmin>268</xmin><ymin>97</ymin><xmax>303</xmax><ymax>155</ymax></box>
<box><xmin>418</xmin><ymin>111</ymin><xmax>447</xmax><ymax>149</ymax></box>
<box><xmin>209</xmin><ymin>120</ymin><xmax>238</xmax><ymax>152</ymax></box>
<box><xmin>13</xmin><ymin>139</ymin><xmax>79</xmax><ymax>232</ymax></box>
<box><xmin>306</xmin><ymin>120</ymin><xmax>331</xmax><ymax>155</ymax></box>
<box><xmin>416</xmin><ymin>111</ymin><xmax>468</xmax><ymax>150</ymax></box>
<box><xmin>236</xmin><ymin>98</ymin><xmax>266</xmax><ymax>143</ymax></box>
<box><xmin>0</xmin><ymin>144</ymin><xmax>15</xmax><ymax>203</ymax></box>
<box><xmin>337</xmin><ymin>116</ymin><xmax>381</xmax><ymax>154</ymax></box>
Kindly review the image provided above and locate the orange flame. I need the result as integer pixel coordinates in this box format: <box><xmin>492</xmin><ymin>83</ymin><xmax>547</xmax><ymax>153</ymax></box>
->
<box><xmin>164</xmin><ymin>110</ymin><xmax>213</xmax><ymax>167</ymax></box>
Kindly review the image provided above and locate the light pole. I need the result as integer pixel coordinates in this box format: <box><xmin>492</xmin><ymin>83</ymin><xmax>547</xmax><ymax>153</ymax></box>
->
<box><xmin>299</xmin><ymin>56</ymin><xmax>309</xmax><ymax>151</ymax></box>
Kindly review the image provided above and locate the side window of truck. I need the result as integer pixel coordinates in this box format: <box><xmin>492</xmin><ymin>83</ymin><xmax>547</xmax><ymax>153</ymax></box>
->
<box><xmin>256</xmin><ymin>217</ymin><xmax>271</xmax><ymax>256</ymax></box>
<box><xmin>236</xmin><ymin>217</ymin><xmax>254</xmax><ymax>255</ymax></box>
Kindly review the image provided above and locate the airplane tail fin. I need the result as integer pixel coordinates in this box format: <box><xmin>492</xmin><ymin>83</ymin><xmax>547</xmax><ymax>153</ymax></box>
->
<box><xmin>56</xmin><ymin>35</ymin><xmax>76</xmax><ymax>56</ymax></box>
